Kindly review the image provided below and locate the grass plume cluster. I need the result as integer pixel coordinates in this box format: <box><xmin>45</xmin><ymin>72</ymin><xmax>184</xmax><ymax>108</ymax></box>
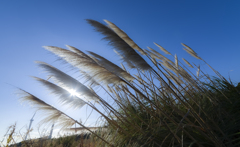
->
<box><xmin>15</xmin><ymin>19</ymin><xmax>240</xmax><ymax>147</ymax></box>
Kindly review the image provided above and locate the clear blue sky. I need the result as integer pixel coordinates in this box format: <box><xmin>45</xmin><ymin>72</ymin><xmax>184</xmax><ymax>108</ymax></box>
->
<box><xmin>1</xmin><ymin>0</ymin><xmax>240</xmax><ymax>141</ymax></box>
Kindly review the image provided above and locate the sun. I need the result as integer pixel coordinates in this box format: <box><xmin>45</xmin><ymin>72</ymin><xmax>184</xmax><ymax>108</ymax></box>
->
<box><xmin>68</xmin><ymin>89</ymin><xmax>78</xmax><ymax>96</ymax></box>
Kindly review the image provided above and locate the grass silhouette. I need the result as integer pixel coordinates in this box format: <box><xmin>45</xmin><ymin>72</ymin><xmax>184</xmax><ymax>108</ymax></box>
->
<box><xmin>13</xmin><ymin>19</ymin><xmax>240</xmax><ymax>147</ymax></box>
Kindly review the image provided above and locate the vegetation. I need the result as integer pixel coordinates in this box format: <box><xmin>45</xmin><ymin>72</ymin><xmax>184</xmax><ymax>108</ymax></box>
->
<box><xmin>1</xmin><ymin>123</ymin><xmax>94</xmax><ymax>147</ymax></box>
<box><xmin>8</xmin><ymin>19</ymin><xmax>240</xmax><ymax>146</ymax></box>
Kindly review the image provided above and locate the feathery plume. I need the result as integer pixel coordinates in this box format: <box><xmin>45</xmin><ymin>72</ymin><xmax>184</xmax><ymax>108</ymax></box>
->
<box><xmin>181</xmin><ymin>43</ymin><xmax>201</xmax><ymax>60</ymax></box>
<box><xmin>159</xmin><ymin>59</ymin><xmax>177</xmax><ymax>74</ymax></box>
<box><xmin>147</xmin><ymin>47</ymin><xmax>166</xmax><ymax>59</ymax></box>
<box><xmin>88</xmin><ymin>51</ymin><xmax>134</xmax><ymax>82</ymax></box>
<box><xmin>145</xmin><ymin>48</ymin><xmax>162</xmax><ymax>60</ymax></box>
<box><xmin>33</xmin><ymin>77</ymin><xmax>87</xmax><ymax>109</ymax></box>
<box><xmin>154</xmin><ymin>42</ymin><xmax>172</xmax><ymax>55</ymax></box>
<box><xmin>86</xmin><ymin>19</ymin><xmax>151</xmax><ymax>71</ymax></box>
<box><xmin>104</xmin><ymin>19</ymin><xmax>145</xmax><ymax>55</ymax></box>
<box><xmin>36</xmin><ymin>61</ymin><xmax>99</xmax><ymax>102</ymax></box>
<box><xmin>65</xmin><ymin>45</ymin><xmax>94</xmax><ymax>61</ymax></box>
<box><xmin>18</xmin><ymin>89</ymin><xmax>76</xmax><ymax>128</ymax></box>
<box><xmin>147</xmin><ymin>47</ymin><xmax>174</xmax><ymax>65</ymax></box>
<box><xmin>182</xmin><ymin>58</ymin><xmax>193</xmax><ymax>68</ymax></box>
<box><xmin>79</xmin><ymin>70</ymin><xmax>100</xmax><ymax>87</ymax></box>
<box><xmin>43</xmin><ymin>46</ymin><xmax>123</xmax><ymax>85</ymax></box>
<box><xmin>146</xmin><ymin>47</ymin><xmax>164</xmax><ymax>60</ymax></box>
<box><xmin>114</xmin><ymin>50</ymin><xmax>136</xmax><ymax>69</ymax></box>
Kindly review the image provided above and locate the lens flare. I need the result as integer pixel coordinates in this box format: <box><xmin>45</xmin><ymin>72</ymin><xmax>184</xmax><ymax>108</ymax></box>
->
<box><xmin>68</xmin><ymin>89</ymin><xmax>77</xmax><ymax>96</ymax></box>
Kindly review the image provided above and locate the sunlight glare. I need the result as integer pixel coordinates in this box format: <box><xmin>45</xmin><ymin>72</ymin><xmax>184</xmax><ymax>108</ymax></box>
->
<box><xmin>68</xmin><ymin>89</ymin><xmax>78</xmax><ymax>96</ymax></box>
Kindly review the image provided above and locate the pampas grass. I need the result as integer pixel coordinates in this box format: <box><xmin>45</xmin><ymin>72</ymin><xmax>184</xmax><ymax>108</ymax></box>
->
<box><xmin>16</xmin><ymin>19</ymin><xmax>240</xmax><ymax>147</ymax></box>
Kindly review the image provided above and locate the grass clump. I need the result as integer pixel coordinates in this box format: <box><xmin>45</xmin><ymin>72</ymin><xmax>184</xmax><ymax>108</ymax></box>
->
<box><xmin>14</xmin><ymin>19</ymin><xmax>240</xmax><ymax>147</ymax></box>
